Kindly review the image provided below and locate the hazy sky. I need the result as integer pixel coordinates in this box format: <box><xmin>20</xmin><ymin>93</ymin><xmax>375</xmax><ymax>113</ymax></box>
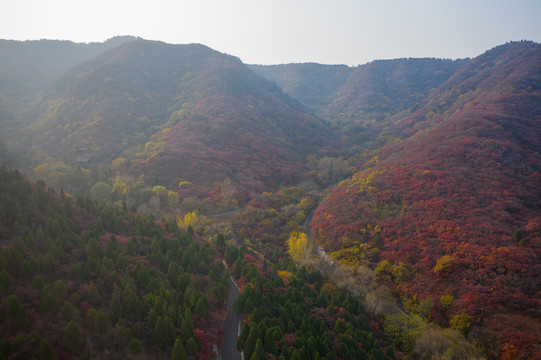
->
<box><xmin>1</xmin><ymin>0</ymin><xmax>540</xmax><ymax>66</ymax></box>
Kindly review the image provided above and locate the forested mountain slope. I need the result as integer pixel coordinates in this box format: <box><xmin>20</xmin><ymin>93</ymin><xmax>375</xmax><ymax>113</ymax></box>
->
<box><xmin>252</xmin><ymin>58</ymin><xmax>467</xmax><ymax>150</ymax></box>
<box><xmin>20</xmin><ymin>40</ymin><xmax>334</xmax><ymax>195</ymax></box>
<box><xmin>0</xmin><ymin>36</ymin><xmax>137</xmax><ymax>112</ymax></box>
<box><xmin>249</xmin><ymin>63</ymin><xmax>353</xmax><ymax>114</ymax></box>
<box><xmin>0</xmin><ymin>165</ymin><xmax>229</xmax><ymax>359</ymax></box>
<box><xmin>0</xmin><ymin>37</ymin><xmax>138</xmax><ymax>175</ymax></box>
<box><xmin>324</xmin><ymin>58</ymin><xmax>467</xmax><ymax>123</ymax></box>
<box><xmin>310</xmin><ymin>41</ymin><xmax>541</xmax><ymax>359</ymax></box>
<box><xmin>0</xmin><ymin>165</ymin><xmax>392</xmax><ymax>359</ymax></box>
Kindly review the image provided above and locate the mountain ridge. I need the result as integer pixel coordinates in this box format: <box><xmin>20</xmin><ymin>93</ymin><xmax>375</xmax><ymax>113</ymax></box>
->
<box><xmin>0</xmin><ymin>36</ymin><xmax>138</xmax><ymax>109</ymax></box>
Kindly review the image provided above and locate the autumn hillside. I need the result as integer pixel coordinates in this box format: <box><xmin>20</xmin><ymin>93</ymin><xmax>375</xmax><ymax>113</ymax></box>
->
<box><xmin>252</xmin><ymin>58</ymin><xmax>467</xmax><ymax>150</ymax></box>
<box><xmin>310</xmin><ymin>41</ymin><xmax>541</xmax><ymax>359</ymax></box>
<box><xmin>2</xmin><ymin>36</ymin><xmax>541</xmax><ymax>359</ymax></box>
<box><xmin>19</xmin><ymin>40</ymin><xmax>335</xmax><ymax>195</ymax></box>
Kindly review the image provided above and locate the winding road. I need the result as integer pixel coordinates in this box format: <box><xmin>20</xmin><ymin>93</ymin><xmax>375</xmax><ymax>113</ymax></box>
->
<box><xmin>220</xmin><ymin>264</ymin><xmax>242</xmax><ymax>360</ymax></box>
<box><xmin>303</xmin><ymin>209</ymin><xmax>314</xmax><ymax>238</ymax></box>
<box><xmin>219</xmin><ymin>209</ymin><xmax>319</xmax><ymax>360</ymax></box>
<box><xmin>304</xmin><ymin>209</ymin><xmax>335</xmax><ymax>267</ymax></box>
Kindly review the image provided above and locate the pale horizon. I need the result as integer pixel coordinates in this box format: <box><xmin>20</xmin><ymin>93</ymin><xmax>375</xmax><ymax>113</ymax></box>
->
<box><xmin>1</xmin><ymin>0</ymin><xmax>540</xmax><ymax>66</ymax></box>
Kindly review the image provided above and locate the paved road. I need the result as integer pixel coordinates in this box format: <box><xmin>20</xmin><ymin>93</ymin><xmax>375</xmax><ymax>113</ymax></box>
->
<box><xmin>303</xmin><ymin>210</ymin><xmax>314</xmax><ymax>238</ymax></box>
<box><xmin>219</xmin><ymin>208</ymin><xmax>315</xmax><ymax>360</ymax></box>
<box><xmin>303</xmin><ymin>209</ymin><xmax>335</xmax><ymax>267</ymax></box>
<box><xmin>220</xmin><ymin>273</ymin><xmax>242</xmax><ymax>360</ymax></box>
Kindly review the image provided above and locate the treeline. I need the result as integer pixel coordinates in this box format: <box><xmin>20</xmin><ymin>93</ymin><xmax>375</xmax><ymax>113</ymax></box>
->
<box><xmin>0</xmin><ymin>165</ymin><xmax>228</xmax><ymax>359</ymax></box>
<box><xmin>225</xmin><ymin>245</ymin><xmax>393</xmax><ymax>360</ymax></box>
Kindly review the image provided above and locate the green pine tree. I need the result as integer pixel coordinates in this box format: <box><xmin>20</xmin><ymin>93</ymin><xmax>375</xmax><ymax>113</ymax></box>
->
<box><xmin>250</xmin><ymin>338</ymin><xmax>267</xmax><ymax>360</ymax></box>
<box><xmin>290</xmin><ymin>350</ymin><xmax>302</xmax><ymax>360</ymax></box>
<box><xmin>5</xmin><ymin>295</ymin><xmax>28</xmax><ymax>328</ymax></box>
<box><xmin>62</xmin><ymin>301</ymin><xmax>77</xmax><ymax>321</ymax></box>
<box><xmin>244</xmin><ymin>326</ymin><xmax>260</xmax><ymax>359</ymax></box>
<box><xmin>153</xmin><ymin>316</ymin><xmax>176</xmax><ymax>349</ymax></box>
<box><xmin>237</xmin><ymin>322</ymin><xmax>250</xmax><ymax>350</ymax></box>
<box><xmin>32</xmin><ymin>275</ymin><xmax>44</xmax><ymax>290</ymax></box>
<box><xmin>39</xmin><ymin>339</ymin><xmax>55</xmax><ymax>360</ymax></box>
<box><xmin>194</xmin><ymin>296</ymin><xmax>208</xmax><ymax>318</ymax></box>
<box><xmin>171</xmin><ymin>337</ymin><xmax>188</xmax><ymax>360</ymax></box>
<box><xmin>264</xmin><ymin>328</ymin><xmax>276</xmax><ymax>354</ymax></box>
<box><xmin>0</xmin><ymin>269</ymin><xmax>12</xmax><ymax>294</ymax></box>
<box><xmin>127</xmin><ymin>338</ymin><xmax>143</xmax><ymax>355</ymax></box>
<box><xmin>86</xmin><ymin>281</ymin><xmax>100</xmax><ymax>305</ymax></box>
<box><xmin>186</xmin><ymin>337</ymin><xmax>199</xmax><ymax>355</ymax></box>
<box><xmin>62</xmin><ymin>320</ymin><xmax>83</xmax><ymax>352</ymax></box>
<box><xmin>41</xmin><ymin>293</ymin><xmax>60</xmax><ymax>315</ymax></box>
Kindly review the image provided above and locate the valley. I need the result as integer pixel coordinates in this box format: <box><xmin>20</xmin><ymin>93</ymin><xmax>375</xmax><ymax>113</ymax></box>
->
<box><xmin>0</xmin><ymin>38</ymin><xmax>539</xmax><ymax>360</ymax></box>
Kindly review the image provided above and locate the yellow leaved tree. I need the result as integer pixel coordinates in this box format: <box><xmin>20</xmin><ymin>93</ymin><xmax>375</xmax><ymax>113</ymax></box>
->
<box><xmin>287</xmin><ymin>231</ymin><xmax>312</xmax><ymax>261</ymax></box>
<box><xmin>176</xmin><ymin>211</ymin><xmax>206</xmax><ymax>234</ymax></box>
<box><xmin>177</xmin><ymin>211</ymin><xmax>199</xmax><ymax>229</ymax></box>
